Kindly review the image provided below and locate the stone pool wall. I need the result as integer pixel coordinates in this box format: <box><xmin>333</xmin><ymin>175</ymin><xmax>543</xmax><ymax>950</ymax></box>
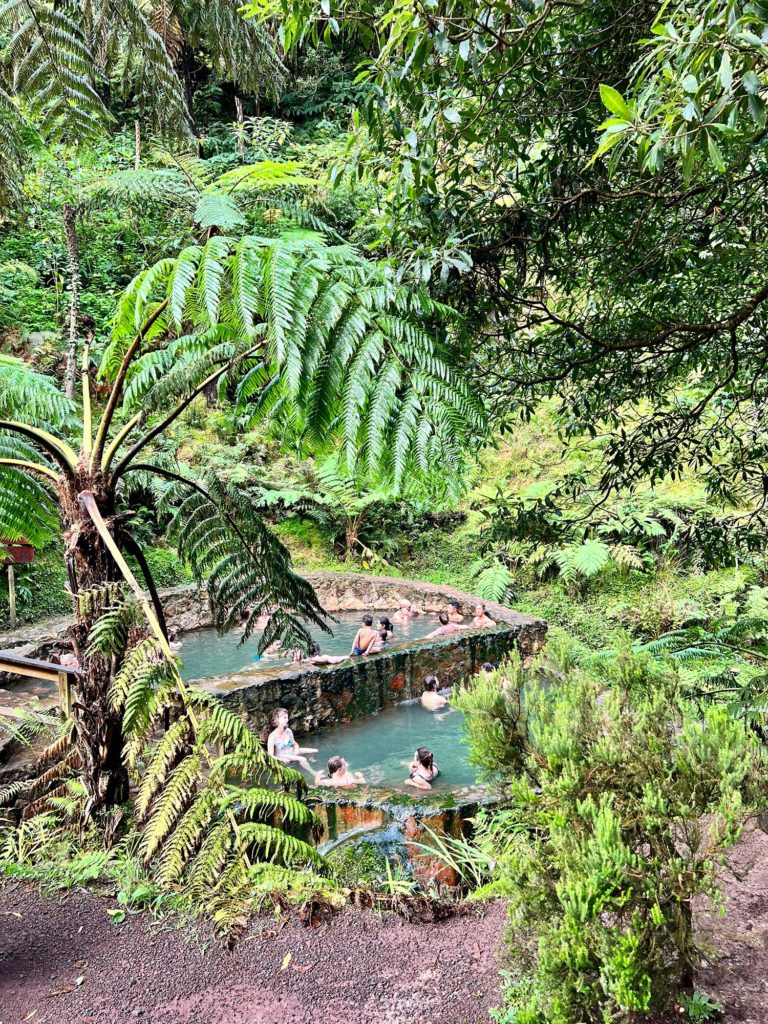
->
<box><xmin>193</xmin><ymin>572</ymin><xmax>545</xmax><ymax>738</ymax></box>
<box><xmin>207</xmin><ymin>621</ymin><xmax>538</xmax><ymax>739</ymax></box>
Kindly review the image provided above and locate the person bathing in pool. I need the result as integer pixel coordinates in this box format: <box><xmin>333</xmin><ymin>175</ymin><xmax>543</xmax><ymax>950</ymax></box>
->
<box><xmin>350</xmin><ymin>614</ymin><xmax>379</xmax><ymax>656</ymax></box>
<box><xmin>425</xmin><ymin>611</ymin><xmax>466</xmax><ymax>639</ymax></box>
<box><xmin>378</xmin><ymin>616</ymin><xmax>394</xmax><ymax>642</ymax></box>
<box><xmin>288</xmin><ymin>643</ymin><xmax>348</xmax><ymax>666</ymax></box>
<box><xmin>267</xmin><ymin>708</ymin><xmax>317</xmax><ymax>773</ymax></box>
<box><xmin>392</xmin><ymin>598</ymin><xmax>422</xmax><ymax>623</ymax></box>
<box><xmin>314</xmin><ymin>755</ymin><xmax>366</xmax><ymax>788</ymax></box>
<box><xmin>471</xmin><ymin>603</ymin><xmax>497</xmax><ymax>628</ymax></box>
<box><xmin>446</xmin><ymin>599</ymin><xmax>465</xmax><ymax>623</ymax></box>
<box><xmin>405</xmin><ymin>747</ymin><xmax>441</xmax><ymax>790</ymax></box>
<box><xmin>421</xmin><ymin>674</ymin><xmax>448</xmax><ymax>710</ymax></box>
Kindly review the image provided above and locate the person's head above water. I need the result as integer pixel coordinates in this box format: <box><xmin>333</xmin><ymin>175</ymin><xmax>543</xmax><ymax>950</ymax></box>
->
<box><xmin>448</xmin><ymin>599</ymin><xmax>461</xmax><ymax>612</ymax></box>
<box><xmin>438</xmin><ymin>611</ymin><xmax>450</xmax><ymax>626</ymax></box>
<box><xmin>271</xmin><ymin>707</ymin><xmax>289</xmax><ymax>728</ymax></box>
<box><xmin>327</xmin><ymin>755</ymin><xmax>347</xmax><ymax>776</ymax></box>
<box><xmin>379</xmin><ymin>616</ymin><xmax>393</xmax><ymax>630</ymax></box>
<box><xmin>475</xmin><ymin>603</ymin><xmax>495</xmax><ymax>619</ymax></box>
<box><xmin>424</xmin><ymin>675</ymin><xmax>439</xmax><ymax>692</ymax></box>
<box><xmin>398</xmin><ymin>599</ymin><xmax>412</xmax><ymax>610</ymax></box>
<box><xmin>414</xmin><ymin>747</ymin><xmax>434</xmax><ymax>770</ymax></box>
<box><xmin>362</xmin><ymin>614</ymin><xmax>373</xmax><ymax>627</ymax></box>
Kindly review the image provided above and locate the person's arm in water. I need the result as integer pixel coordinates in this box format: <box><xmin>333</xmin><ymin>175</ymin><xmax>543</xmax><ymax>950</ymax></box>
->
<box><xmin>363</xmin><ymin>632</ymin><xmax>380</xmax><ymax>655</ymax></box>
<box><xmin>405</xmin><ymin>771</ymin><xmax>433</xmax><ymax>790</ymax></box>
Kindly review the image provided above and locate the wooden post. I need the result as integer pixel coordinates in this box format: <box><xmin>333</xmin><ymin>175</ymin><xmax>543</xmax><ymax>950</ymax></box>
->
<box><xmin>57</xmin><ymin>670</ymin><xmax>72</xmax><ymax>718</ymax></box>
<box><xmin>7</xmin><ymin>564</ymin><xmax>15</xmax><ymax>630</ymax></box>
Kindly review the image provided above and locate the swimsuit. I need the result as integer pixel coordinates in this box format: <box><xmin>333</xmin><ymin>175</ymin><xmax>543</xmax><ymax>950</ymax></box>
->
<box><xmin>352</xmin><ymin>646</ymin><xmax>364</xmax><ymax>655</ymax></box>
<box><xmin>274</xmin><ymin>732</ymin><xmax>295</xmax><ymax>754</ymax></box>
<box><xmin>410</xmin><ymin>765</ymin><xmax>441</xmax><ymax>782</ymax></box>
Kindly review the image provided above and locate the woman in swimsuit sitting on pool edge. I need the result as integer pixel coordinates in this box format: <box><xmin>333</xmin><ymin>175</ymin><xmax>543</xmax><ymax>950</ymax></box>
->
<box><xmin>405</xmin><ymin>746</ymin><xmax>441</xmax><ymax>790</ymax></box>
<box><xmin>267</xmin><ymin>708</ymin><xmax>317</xmax><ymax>774</ymax></box>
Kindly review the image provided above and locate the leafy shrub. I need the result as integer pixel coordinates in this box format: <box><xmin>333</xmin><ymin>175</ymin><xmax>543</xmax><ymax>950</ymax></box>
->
<box><xmin>679</xmin><ymin>990</ymin><xmax>723</xmax><ymax>1022</ymax></box>
<box><xmin>130</xmin><ymin>547</ymin><xmax>191</xmax><ymax>589</ymax></box>
<box><xmin>0</xmin><ymin>547</ymin><xmax>70</xmax><ymax>628</ymax></box>
<box><xmin>453</xmin><ymin>653</ymin><xmax>765</xmax><ymax>1023</ymax></box>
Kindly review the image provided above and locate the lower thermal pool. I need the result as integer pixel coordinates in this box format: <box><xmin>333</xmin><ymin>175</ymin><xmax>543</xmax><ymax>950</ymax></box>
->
<box><xmin>178</xmin><ymin>611</ymin><xmax>437</xmax><ymax>680</ymax></box>
<box><xmin>307</xmin><ymin>700</ymin><xmax>479</xmax><ymax>792</ymax></box>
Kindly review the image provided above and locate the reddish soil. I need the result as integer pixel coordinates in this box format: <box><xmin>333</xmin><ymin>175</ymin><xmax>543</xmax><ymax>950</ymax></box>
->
<box><xmin>2</xmin><ymin>826</ymin><xmax>768</xmax><ymax>1024</ymax></box>
<box><xmin>695</xmin><ymin>824</ymin><xmax>768</xmax><ymax>1024</ymax></box>
<box><xmin>0</xmin><ymin>889</ymin><xmax>506</xmax><ymax>1024</ymax></box>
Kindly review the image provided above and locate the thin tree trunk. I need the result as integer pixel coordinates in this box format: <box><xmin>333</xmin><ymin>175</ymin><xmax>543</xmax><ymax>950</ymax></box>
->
<box><xmin>62</xmin><ymin>205</ymin><xmax>81</xmax><ymax>402</ymax></box>
<box><xmin>180</xmin><ymin>45</ymin><xmax>197</xmax><ymax>140</ymax></box>
<box><xmin>134</xmin><ymin>119</ymin><xmax>141</xmax><ymax>170</ymax></box>
<box><xmin>235</xmin><ymin>96</ymin><xmax>245</xmax><ymax>163</ymax></box>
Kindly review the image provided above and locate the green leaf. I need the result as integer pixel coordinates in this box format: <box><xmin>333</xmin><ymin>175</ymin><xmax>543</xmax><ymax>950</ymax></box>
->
<box><xmin>719</xmin><ymin>51</ymin><xmax>732</xmax><ymax>91</ymax></box>
<box><xmin>443</xmin><ymin>107</ymin><xmax>461</xmax><ymax>124</ymax></box>
<box><xmin>682</xmin><ymin>74</ymin><xmax>699</xmax><ymax>93</ymax></box>
<box><xmin>743</xmin><ymin>70</ymin><xmax>761</xmax><ymax>95</ymax></box>
<box><xmin>599</xmin><ymin>84</ymin><xmax>633</xmax><ymax>121</ymax></box>
<box><xmin>707</xmin><ymin>134</ymin><xmax>726</xmax><ymax>172</ymax></box>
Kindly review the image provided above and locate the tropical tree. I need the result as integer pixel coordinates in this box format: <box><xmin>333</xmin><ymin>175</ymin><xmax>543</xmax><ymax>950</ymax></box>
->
<box><xmin>0</xmin><ymin>227</ymin><xmax>484</xmax><ymax>839</ymax></box>
<box><xmin>250</xmin><ymin>0</ymin><xmax>768</xmax><ymax>542</ymax></box>
<box><xmin>0</xmin><ymin>0</ymin><xmax>283</xmax><ymax>200</ymax></box>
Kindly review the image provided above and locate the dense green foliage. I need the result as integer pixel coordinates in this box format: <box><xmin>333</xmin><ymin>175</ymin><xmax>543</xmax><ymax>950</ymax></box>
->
<box><xmin>1</xmin><ymin>0</ymin><xmax>768</xmax><ymax>1012</ymax></box>
<box><xmin>454</xmin><ymin>654</ymin><xmax>764</xmax><ymax>1022</ymax></box>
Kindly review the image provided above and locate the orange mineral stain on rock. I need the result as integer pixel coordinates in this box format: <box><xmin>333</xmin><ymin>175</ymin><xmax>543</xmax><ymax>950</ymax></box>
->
<box><xmin>390</xmin><ymin>672</ymin><xmax>405</xmax><ymax>692</ymax></box>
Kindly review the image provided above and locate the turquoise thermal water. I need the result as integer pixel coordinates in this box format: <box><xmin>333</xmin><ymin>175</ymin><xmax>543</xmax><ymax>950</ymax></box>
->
<box><xmin>308</xmin><ymin>701</ymin><xmax>479</xmax><ymax>791</ymax></box>
<box><xmin>178</xmin><ymin>611</ymin><xmax>437</xmax><ymax>680</ymax></box>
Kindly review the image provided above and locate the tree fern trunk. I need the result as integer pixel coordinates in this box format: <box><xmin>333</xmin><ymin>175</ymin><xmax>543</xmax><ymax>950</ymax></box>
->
<box><xmin>61</xmin><ymin>478</ymin><xmax>129</xmax><ymax>817</ymax></box>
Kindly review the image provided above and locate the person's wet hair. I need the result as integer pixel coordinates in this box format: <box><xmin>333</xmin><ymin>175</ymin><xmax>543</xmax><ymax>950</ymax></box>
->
<box><xmin>415</xmin><ymin>747</ymin><xmax>434</xmax><ymax>770</ymax></box>
<box><xmin>379</xmin><ymin>616</ymin><xmax>393</xmax><ymax>631</ymax></box>
<box><xmin>481</xmin><ymin>662</ymin><xmax>495</xmax><ymax>673</ymax></box>
<box><xmin>438</xmin><ymin>611</ymin><xmax>449</xmax><ymax>625</ymax></box>
<box><xmin>448</xmin><ymin>599</ymin><xmax>460</xmax><ymax>610</ymax></box>
<box><xmin>424</xmin><ymin>675</ymin><xmax>439</xmax><ymax>692</ymax></box>
<box><xmin>327</xmin><ymin>755</ymin><xmax>344</xmax><ymax>775</ymax></box>
<box><xmin>362</xmin><ymin>614</ymin><xmax>373</xmax><ymax>626</ymax></box>
<box><xmin>271</xmin><ymin>707</ymin><xmax>289</xmax><ymax>726</ymax></box>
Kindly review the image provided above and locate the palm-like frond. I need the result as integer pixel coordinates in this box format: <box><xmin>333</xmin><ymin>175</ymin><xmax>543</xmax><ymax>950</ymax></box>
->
<box><xmin>159</xmin><ymin>468</ymin><xmax>328</xmax><ymax>648</ymax></box>
<box><xmin>82</xmin><ymin>590</ymin><xmax>325</xmax><ymax>896</ymax></box>
<box><xmin>107</xmin><ymin>231</ymin><xmax>486</xmax><ymax>491</ymax></box>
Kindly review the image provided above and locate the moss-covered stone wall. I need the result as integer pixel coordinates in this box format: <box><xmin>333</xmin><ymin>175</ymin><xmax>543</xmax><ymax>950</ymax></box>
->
<box><xmin>211</xmin><ymin>622</ymin><xmax>534</xmax><ymax>739</ymax></box>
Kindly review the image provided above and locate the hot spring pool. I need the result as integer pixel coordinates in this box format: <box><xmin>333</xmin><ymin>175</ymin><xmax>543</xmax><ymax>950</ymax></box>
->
<box><xmin>178</xmin><ymin>612</ymin><xmax>437</xmax><ymax>680</ymax></box>
<box><xmin>308</xmin><ymin>700</ymin><xmax>478</xmax><ymax>792</ymax></box>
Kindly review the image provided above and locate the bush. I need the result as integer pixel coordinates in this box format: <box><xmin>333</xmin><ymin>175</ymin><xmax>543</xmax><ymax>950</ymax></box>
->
<box><xmin>453</xmin><ymin>653</ymin><xmax>765</xmax><ymax>1023</ymax></box>
<box><xmin>131</xmin><ymin>547</ymin><xmax>191</xmax><ymax>590</ymax></box>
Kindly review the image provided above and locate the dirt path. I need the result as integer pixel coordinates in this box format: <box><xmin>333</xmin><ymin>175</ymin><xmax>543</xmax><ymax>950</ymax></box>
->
<box><xmin>0</xmin><ymin>888</ymin><xmax>506</xmax><ymax>1024</ymax></box>
<box><xmin>3</xmin><ymin>827</ymin><xmax>768</xmax><ymax>1024</ymax></box>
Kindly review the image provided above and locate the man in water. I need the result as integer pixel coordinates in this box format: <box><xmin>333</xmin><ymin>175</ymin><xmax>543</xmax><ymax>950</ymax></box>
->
<box><xmin>392</xmin><ymin>598</ymin><xmax>420</xmax><ymax>623</ymax></box>
<box><xmin>350</xmin><ymin>614</ymin><xmax>379</xmax><ymax>655</ymax></box>
<box><xmin>421</xmin><ymin>674</ymin><xmax>448</xmax><ymax>710</ymax></box>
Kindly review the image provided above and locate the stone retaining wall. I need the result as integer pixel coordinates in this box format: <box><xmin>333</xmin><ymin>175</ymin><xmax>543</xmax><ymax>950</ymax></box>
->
<box><xmin>207</xmin><ymin>619</ymin><xmax>543</xmax><ymax>740</ymax></box>
<box><xmin>1</xmin><ymin>574</ymin><xmax>547</xmax><ymax>731</ymax></box>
